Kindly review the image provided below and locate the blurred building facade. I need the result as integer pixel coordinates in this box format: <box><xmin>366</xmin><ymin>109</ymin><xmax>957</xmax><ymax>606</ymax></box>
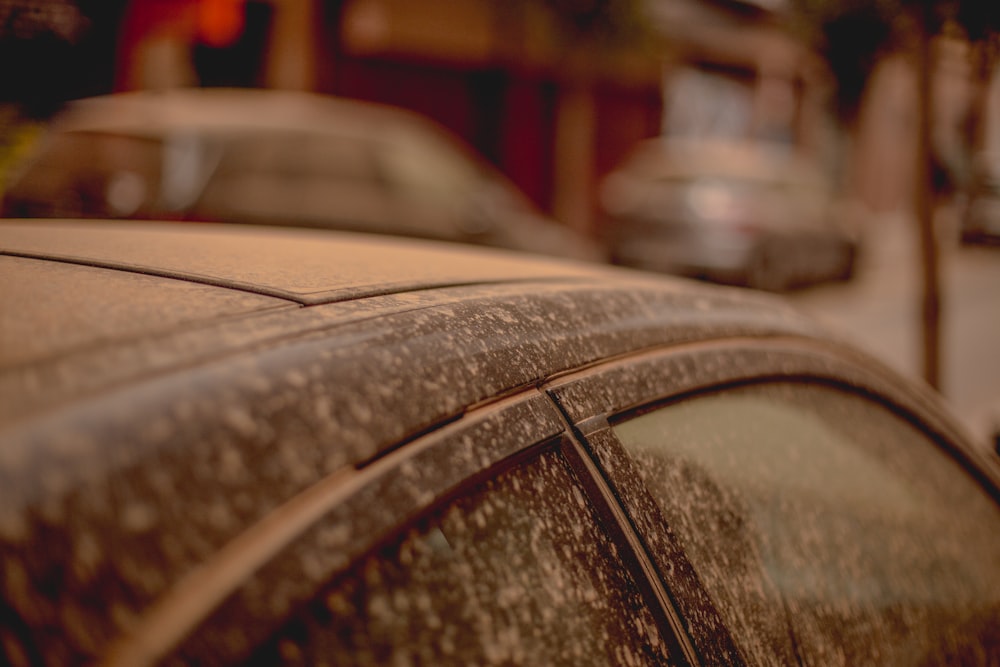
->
<box><xmin>5</xmin><ymin>0</ymin><xmax>994</xmax><ymax>235</ymax></box>
<box><xmin>115</xmin><ymin>0</ymin><xmax>665</xmax><ymax>232</ymax></box>
<box><xmin>117</xmin><ymin>0</ymin><xmax>317</xmax><ymax>90</ymax></box>
<box><xmin>16</xmin><ymin>0</ymin><xmax>842</xmax><ymax>232</ymax></box>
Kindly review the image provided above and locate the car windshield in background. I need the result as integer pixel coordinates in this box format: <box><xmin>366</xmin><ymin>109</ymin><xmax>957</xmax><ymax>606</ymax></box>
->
<box><xmin>4</xmin><ymin>126</ymin><xmax>491</xmax><ymax>223</ymax></box>
<box><xmin>600</xmin><ymin>139</ymin><xmax>857</xmax><ymax>290</ymax></box>
<box><xmin>1</xmin><ymin>90</ymin><xmax>601</xmax><ymax>262</ymax></box>
<box><xmin>3</xmin><ymin>131</ymin><xmax>168</xmax><ymax>218</ymax></box>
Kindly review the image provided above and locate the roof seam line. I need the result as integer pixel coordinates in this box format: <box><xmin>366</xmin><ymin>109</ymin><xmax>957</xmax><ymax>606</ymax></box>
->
<box><xmin>1</xmin><ymin>250</ymin><xmax>304</xmax><ymax>304</ymax></box>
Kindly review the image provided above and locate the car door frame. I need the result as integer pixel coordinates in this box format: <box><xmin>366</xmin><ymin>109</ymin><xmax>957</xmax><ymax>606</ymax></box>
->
<box><xmin>109</xmin><ymin>388</ymin><xmax>698</xmax><ymax>667</ymax></box>
<box><xmin>546</xmin><ymin>336</ymin><xmax>998</xmax><ymax>498</ymax></box>
<box><xmin>543</xmin><ymin>335</ymin><xmax>1000</xmax><ymax>665</ymax></box>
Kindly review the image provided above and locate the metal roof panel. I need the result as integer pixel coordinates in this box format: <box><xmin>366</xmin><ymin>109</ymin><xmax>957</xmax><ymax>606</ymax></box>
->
<box><xmin>0</xmin><ymin>220</ymin><xmax>599</xmax><ymax>304</ymax></box>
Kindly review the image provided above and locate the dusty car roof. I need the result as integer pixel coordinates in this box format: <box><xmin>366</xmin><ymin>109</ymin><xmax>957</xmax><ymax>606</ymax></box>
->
<box><xmin>0</xmin><ymin>219</ymin><xmax>613</xmax><ymax>416</ymax></box>
<box><xmin>0</xmin><ymin>219</ymin><xmax>826</xmax><ymax>426</ymax></box>
<box><xmin>0</xmin><ymin>219</ymin><xmax>600</xmax><ymax>304</ymax></box>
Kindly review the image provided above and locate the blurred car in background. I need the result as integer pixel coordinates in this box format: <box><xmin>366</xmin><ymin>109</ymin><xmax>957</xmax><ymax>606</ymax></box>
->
<box><xmin>961</xmin><ymin>152</ymin><xmax>1000</xmax><ymax>244</ymax></box>
<box><xmin>0</xmin><ymin>88</ymin><xmax>601</xmax><ymax>261</ymax></box>
<box><xmin>2</xmin><ymin>219</ymin><xmax>998</xmax><ymax>665</ymax></box>
<box><xmin>600</xmin><ymin>139</ymin><xmax>858</xmax><ymax>290</ymax></box>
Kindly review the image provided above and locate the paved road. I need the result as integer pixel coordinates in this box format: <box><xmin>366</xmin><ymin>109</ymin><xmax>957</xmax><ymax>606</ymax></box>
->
<box><xmin>787</xmin><ymin>214</ymin><xmax>1000</xmax><ymax>444</ymax></box>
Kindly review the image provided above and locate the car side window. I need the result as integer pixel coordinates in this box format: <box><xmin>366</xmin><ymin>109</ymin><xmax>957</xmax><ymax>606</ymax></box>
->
<box><xmin>10</xmin><ymin>131</ymin><xmax>164</xmax><ymax>218</ymax></box>
<box><xmin>194</xmin><ymin>131</ymin><xmax>384</xmax><ymax>224</ymax></box>
<box><xmin>378</xmin><ymin>125</ymin><xmax>481</xmax><ymax>203</ymax></box>
<box><xmin>250</xmin><ymin>446</ymin><xmax>679</xmax><ymax>666</ymax></box>
<box><xmin>611</xmin><ymin>381</ymin><xmax>1000</xmax><ymax>666</ymax></box>
<box><xmin>213</xmin><ymin>131</ymin><xmax>377</xmax><ymax>182</ymax></box>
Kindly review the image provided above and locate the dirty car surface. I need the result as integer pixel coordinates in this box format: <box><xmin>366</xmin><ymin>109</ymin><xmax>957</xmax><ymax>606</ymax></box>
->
<box><xmin>1</xmin><ymin>220</ymin><xmax>998</xmax><ymax>666</ymax></box>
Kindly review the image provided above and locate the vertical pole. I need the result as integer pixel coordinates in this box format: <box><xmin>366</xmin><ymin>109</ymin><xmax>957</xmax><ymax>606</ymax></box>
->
<box><xmin>916</xmin><ymin>1</ymin><xmax>942</xmax><ymax>389</ymax></box>
<box><xmin>552</xmin><ymin>48</ymin><xmax>596</xmax><ymax>237</ymax></box>
<box><xmin>264</xmin><ymin>0</ymin><xmax>318</xmax><ymax>91</ymax></box>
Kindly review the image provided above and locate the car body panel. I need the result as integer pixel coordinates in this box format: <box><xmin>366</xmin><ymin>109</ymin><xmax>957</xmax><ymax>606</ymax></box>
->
<box><xmin>0</xmin><ymin>220</ymin><xmax>829</xmax><ymax>422</ymax></box>
<box><xmin>0</xmin><ymin>253</ymin><xmax>288</xmax><ymax>369</ymax></box>
<box><xmin>2</xmin><ymin>220</ymin><xmax>995</xmax><ymax>665</ymax></box>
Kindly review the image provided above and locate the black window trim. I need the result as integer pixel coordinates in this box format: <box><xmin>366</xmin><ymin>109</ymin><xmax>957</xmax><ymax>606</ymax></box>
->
<box><xmin>557</xmin><ymin>420</ymin><xmax>703</xmax><ymax>667</ymax></box>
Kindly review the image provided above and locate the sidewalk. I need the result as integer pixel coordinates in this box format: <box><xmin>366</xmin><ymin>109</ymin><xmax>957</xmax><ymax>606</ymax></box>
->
<box><xmin>790</xmin><ymin>209</ymin><xmax>1000</xmax><ymax>445</ymax></box>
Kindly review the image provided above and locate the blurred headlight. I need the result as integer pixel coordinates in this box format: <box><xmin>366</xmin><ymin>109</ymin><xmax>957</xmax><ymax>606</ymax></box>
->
<box><xmin>106</xmin><ymin>171</ymin><xmax>147</xmax><ymax>216</ymax></box>
<box><xmin>686</xmin><ymin>181</ymin><xmax>737</xmax><ymax>221</ymax></box>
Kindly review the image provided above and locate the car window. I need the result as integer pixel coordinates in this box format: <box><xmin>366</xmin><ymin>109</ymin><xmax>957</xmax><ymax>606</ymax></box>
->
<box><xmin>611</xmin><ymin>381</ymin><xmax>1000</xmax><ymax>666</ymax></box>
<box><xmin>249</xmin><ymin>446</ymin><xmax>679</xmax><ymax>666</ymax></box>
<box><xmin>5</xmin><ymin>131</ymin><xmax>164</xmax><ymax>217</ymax></box>
<box><xmin>193</xmin><ymin>130</ymin><xmax>385</xmax><ymax>225</ymax></box>
<box><xmin>378</xmin><ymin>123</ymin><xmax>482</xmax><ymax>203</ymax></box>
<box><xmin>211</xmin><ymin>130</ymin><xmax>378</xmax><ymax>183</ymax></box>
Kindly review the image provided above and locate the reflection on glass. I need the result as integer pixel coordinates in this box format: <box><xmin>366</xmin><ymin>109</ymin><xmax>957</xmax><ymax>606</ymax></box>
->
<box><xmin>614</xmin><ymin>382</ymin><xmax>1000</xmax><ymax>666</ymax></box>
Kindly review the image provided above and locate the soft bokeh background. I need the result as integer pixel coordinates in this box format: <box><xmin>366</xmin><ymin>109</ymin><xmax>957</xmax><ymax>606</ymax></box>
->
<box><xmin>1</xmin><ymin>0</ymin><xmax>999</xmax><ymax>441</ymax></box>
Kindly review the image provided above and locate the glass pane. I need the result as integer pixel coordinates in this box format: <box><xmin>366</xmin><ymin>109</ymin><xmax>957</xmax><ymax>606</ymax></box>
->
<box><xmin>214</xmin><ymin>131</ymin><xmax>376</xmax><ymax>182</ymax></box>
<box><xmin>194</xmin><ymin>131</ymin><xmax>382</xmax><ymax>225</ymax></box>
<box><xmin>379</xmin><ymin>124</ymin><xmax>481</xmax><ymax>202</ymax></box>
<box><xmin>613</xmin><ymin>382</ymin><xmax>1000</xmax><ymax>666</ymax></box>
<box><xmin>8</xmin><ymin>131</ymin><xmax>164</xmax><ymax>217</ymax></box>
<box><xmin>253</xmin><ymin>448</ymin><xmax>677</xmax><ymax>666</ymax></box>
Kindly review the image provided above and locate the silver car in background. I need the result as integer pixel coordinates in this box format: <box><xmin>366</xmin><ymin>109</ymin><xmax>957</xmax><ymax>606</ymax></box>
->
<box><xmin>600</xmin><ymin>139</ymin><xmax>858</xmax><ymax>290</ymax></box>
